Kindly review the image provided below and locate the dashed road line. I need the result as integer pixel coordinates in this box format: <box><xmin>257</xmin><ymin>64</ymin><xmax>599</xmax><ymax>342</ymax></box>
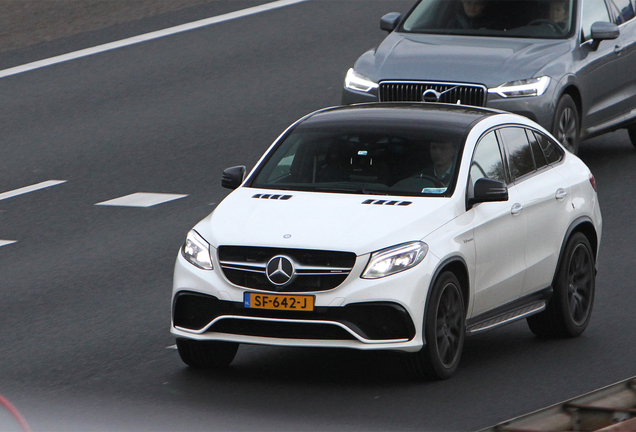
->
<box><xmin>0</xmin><ymin>240</ymin><xmax>17</xmax><ymax>247</ymax></box>
<box><xmin>0</xmin><ymin>180</ymin><xmax>67</xmax><ymax>202</ymax></box>
<box><xmin>96</xmin><ymin>192</ymin><xmax>188</xmax><ymax>207</ymax></box>
<box><xmin>0</xmin><ymin>0</ymin><xmax>308</xmax><ymax>80</ymax></box>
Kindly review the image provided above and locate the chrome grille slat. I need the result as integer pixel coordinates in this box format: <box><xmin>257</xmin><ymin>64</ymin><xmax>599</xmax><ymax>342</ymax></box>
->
<box><xmin>379</xmin><ymin>81</ymin><xmax>487</xmax><ymax>106</ymax></box>
<box><xmin>218</xmin><ymin>246</ymin><xmax>356</xmax><ymax>292</ymax></box>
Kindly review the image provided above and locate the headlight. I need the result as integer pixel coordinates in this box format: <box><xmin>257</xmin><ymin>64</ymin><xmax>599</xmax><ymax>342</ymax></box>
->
<box><xmin>361</xmin><ymin>242</ymin><xmax>428</xmax><ymax>279</ymax></box>
<box><xmin>182</xmin><ymin>230</ymin><xmax>213</xmax><ymax>270</ymax></box>
<box><xmin>488</xmin><ymin>76</ymin><xmax>550</xmax><ymax>98</ymax></box>
<box><xmin>344</xmin><ymin>68</ymin><xmax>379</xmax><ymax>93</ymax></box>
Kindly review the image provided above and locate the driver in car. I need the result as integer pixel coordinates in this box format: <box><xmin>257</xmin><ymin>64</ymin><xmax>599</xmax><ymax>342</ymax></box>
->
<box><xmin>549</xmin><ymin>0</ymin><xmax>569</xmax><ymax>29</ymax></box>
<box><xmin>446</xmin><ymin>0</ymin><xmax>493</xmax><ymax>29</ymax></box>
<box><xmin>423</xmin><ymin>141</ymin><xmax>456</xmax><ymax>186</ymax></box>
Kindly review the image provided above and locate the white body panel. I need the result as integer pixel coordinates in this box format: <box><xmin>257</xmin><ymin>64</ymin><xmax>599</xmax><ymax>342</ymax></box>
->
<box><xmin>171</xmin><ymin>108</ymin><xmax>602</xmax><ymax>353</ymax></box>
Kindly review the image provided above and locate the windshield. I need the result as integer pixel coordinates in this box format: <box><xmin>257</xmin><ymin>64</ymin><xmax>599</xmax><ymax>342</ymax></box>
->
<box><xmin>402</xmin><ymin>0</ymin><xmax>575</xmax><ymax>38</ymax></box>
<box><xmin>249</xmin><ymin>125</ymin><xmax>464</xmax><ymax>197</ymax></box>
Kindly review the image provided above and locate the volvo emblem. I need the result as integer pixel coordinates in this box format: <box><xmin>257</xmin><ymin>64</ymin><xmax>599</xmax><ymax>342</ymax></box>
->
<box><xmin>266</xmin><ymin>255</ymin><xmax>295</xmax><ymax>286</ymax></box>
<box><xmin>422</xmin><ymin>89</ymin><xmax>441</xmax><ymax>103</ymax></box>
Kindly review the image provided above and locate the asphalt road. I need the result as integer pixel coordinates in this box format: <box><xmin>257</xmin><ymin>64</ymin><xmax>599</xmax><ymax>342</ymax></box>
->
<box><xmin>1</xmin><ymin>1</ymin><xmax>635</xmax><ymax>431</ymax></box>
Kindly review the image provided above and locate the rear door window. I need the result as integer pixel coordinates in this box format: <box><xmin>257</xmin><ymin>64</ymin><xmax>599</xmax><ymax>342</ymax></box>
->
<box><xmin>608</xmin><ymin>0</ymin><xmax>635</xmax><ymax>24</ymax></box>
<box><xmin>533</xmin><ymin>131</ymin><xmax>565</xmax><ymax>164</ymax></box>
<box><xmin>498</xmin><ymin>127</ymin><xmax>536</xmax><ymax>181</ymax></box>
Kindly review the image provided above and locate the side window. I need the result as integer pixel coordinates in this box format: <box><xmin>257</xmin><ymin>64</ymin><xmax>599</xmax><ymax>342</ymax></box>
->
<box><xmin>608</xmin><ymin>0</ymin><xmax>635</xmax><ymax>24</ymax></box>
<box><xmin>534</xmin><ymin>131</ymin><xmax>565</xmax><ymax>164</ymax></box>
<box><xmin>526</xmin><ymin>129</ymin><xmax>548</xmax><ymax>169</ymax></box>
<box><xmin>582</xmin><ymin>0</ymin><xmax>611</xmax><ymax>41</ymax></box>
<box><xmin>499</xmin><ymin>127</ymin><xmax>536</xmax><ymax>181</ymax></box>
<box><xmin>470</xmin><ymin>131</ymin><xmax>506</xmax><ymax>191</ymax></box>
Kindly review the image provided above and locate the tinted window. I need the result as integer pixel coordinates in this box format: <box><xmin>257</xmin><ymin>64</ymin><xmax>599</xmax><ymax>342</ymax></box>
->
<box><xmin>533</xmin><ymin>131</ymin><xmax>564</xmax><ymax>164</ymax></box>
<box><xmin>499</xmin><ymin>127</ymin><xmax>535</xmax><ymax>180</ymax></box>
<box><xmin>526</xmin><ymin>129</ymin><xmax>548</xmax><ymax>169</ymax></box>
<box><xmin>609</xmin><ymin>0</ymin><xmax>635</xmax><ymax>23</ymax></box>
<box><xmin>470</xmin><ymin>131</ymin><xmax>506</xmax><ymax>190</ymax></box>
<box><xmin>582</xmin><ymin>0</ymin><xmax>611</xmax><ymax>41</ymax></box>
<box><xmin>401</xmin><ymin>0</ymin><xmax>574</xmax><ymax>38</ymax></box>
<box><xmin>250</xmin><ymin>127</ymin><xmax>463</xmax><ymax>197</ymax></box>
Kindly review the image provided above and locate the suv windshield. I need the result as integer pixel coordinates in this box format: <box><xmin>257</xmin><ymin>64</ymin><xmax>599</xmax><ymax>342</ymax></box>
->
<box><xmin>250</xmin><ymin>124</ymin><xmax>464</xmax><ymax>197</ymax></box>
<box><xmin>402</xmin><ymin>0</ymin><xmax>575</xmax><ymax>38</ymax></box>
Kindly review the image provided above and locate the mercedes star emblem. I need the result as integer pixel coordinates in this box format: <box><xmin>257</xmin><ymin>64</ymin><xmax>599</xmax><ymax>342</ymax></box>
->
<box><xmin>266</xmin><ymin>255</ymin><xmax>295</xmax><ymax>286</ymax></box>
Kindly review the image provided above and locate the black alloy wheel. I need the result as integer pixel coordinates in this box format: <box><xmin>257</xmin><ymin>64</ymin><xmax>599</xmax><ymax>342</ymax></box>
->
<box><xmin>176</xmin><ymin>338</ymin><xmax>239</xmax><ymax>368</ymax></box>
<box><xmin>566</xmin><ymin>242</ymin><xmax>595</xmax><ymax>327</ymax></box>
<box><xmin>553</xmin><ymin>94</ymin><xmax>580</xmax><ymax>154</ymax></box>
<box><xmin>527</xmin><ymin>232</ymin><xmax>595</xmax><ymax>338</ymax></box>
<box><xmin>409</xmin><ymin>271</ymin><xmax>465</xmax><ymax>380</ymax></box>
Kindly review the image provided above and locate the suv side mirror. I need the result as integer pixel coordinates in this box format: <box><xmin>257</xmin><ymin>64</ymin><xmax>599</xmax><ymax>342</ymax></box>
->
<box><xmin>222</xmin><ymin>165</ymin><xmax>246</xmax><ymax>190</ymax></box>
<box><xmin>468</xmin><ymin>178</ymin><xmax>509</xmax><ymax>207</ymax></box>
<box><xmin>590</xmin><ymin>21</ymin><xmax>619</xmax><ymax>49</ymax></box>
<box><xmin>380</xmin><ymin>12</ymin><xmax>401</xmax><ymax>32</ymax></box>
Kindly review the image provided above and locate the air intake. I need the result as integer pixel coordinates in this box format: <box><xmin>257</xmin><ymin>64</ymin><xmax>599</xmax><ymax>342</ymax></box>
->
<box><xmin>252</xmin><ymin>194</ymin><xmax>292</xmax><ymax>200</ymax></box>
<box><xmin>362</xmin><ymin>199</ymin><xmax>412</xmax><ymax>206</ymax></box>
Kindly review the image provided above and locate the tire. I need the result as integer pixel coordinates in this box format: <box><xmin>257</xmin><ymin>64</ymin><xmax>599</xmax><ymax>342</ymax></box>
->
<box><xmin>409</xmin><ymin>272</ymin><xmax>465</xmax><ymax>380</ymax></box>
<box><xmin>527</xmin><ymin>232</ymin><xmax>595</xmax><ymax>338</ymax></box>
<box><xmin>628</xmin><ymin>125</ymin><xmax>636</xmax><ymax>149</ymax></box>
<box><xmin>552</xmin><ymin>94</ymin><xmax>580</xmax><ymax>154</ymax></box>
<box><xmin>176</xmin><ymin>338</ymin><xmax>239</xmax><ymax>368</ymax></box>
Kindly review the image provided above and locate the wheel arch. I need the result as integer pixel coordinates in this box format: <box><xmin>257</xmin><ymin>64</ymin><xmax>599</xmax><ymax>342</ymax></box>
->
<box><xmin>553</xmin><ymin>216</ymin><xmax>599</xmax><ymax>284</ymax></box>
<box><xmin>557</xmin><ymin>85</ymin><xmax>583</xmax><ymax>130</ymax></box>
<box><xmin>427</xmin><ymin>257</ymin><xmax>470</xmax><ymax>316</ymax></box>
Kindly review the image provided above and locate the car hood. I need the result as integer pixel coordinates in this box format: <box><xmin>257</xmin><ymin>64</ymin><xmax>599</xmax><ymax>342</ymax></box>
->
<box><xmin>358</xmin><ymin>32</ymin><xmax>571</xmax><ymax>87</ymax></box>
<box><xmin>196</xmin><ymin>188</ymin><xmax>457</xmax><ymax>256</ymax></box>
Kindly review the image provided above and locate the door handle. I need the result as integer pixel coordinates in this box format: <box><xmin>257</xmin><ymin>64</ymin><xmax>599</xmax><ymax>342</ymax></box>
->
<box><xmin>555</xmin><ymin>188</ymin><xmax>567</xmax><ymax>200</ymax></box>
<box><xmin>615</xmin><ymin>45</ymin><xmax>624</xmax><ymax>54</ymax></box>
<box><xmin>511</xmin><ymin>203</ymin><xmax>523</xmax><ymax>215</ymax></box>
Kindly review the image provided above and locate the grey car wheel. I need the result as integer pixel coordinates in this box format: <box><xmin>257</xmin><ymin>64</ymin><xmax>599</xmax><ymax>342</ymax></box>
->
<box><xmin>628</xmin><ymin>125</ymin><xmax>636</xmax><ymax>148</ymax></box>
<box><xmin>409</xmin><ymin>271</ymin><xmax>465</xmax><ymax>380</ymax></box>
<box><xmin>553</xmin><ymin>94</ymin><xmax>580</xmax><ymax>154</ymax></box>
<box><xmin>176</xmin><ymin>338</ymin><xmax>239</xmax><ymax>368</ymax></box>
<box><xmin>527</xmin><ymin>232</ymin><xmax>595</xmax><ymax>338</ymax></box>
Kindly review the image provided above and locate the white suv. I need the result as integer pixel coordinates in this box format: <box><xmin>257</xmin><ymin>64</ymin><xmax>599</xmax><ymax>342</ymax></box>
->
<box><xmin>171</xmin><ymin>103</ymin><xmax>602</xmax><ymax>379</ymax></box>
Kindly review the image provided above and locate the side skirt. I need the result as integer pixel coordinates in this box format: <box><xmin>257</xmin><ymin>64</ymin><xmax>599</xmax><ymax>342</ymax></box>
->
<box><xmin>466</xmin><ymin>288</ymin><xmax>552</xmax><ymax>335</ymax></box>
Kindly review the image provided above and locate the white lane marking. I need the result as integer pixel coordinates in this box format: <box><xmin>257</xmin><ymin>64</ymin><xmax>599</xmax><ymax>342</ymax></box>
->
<box><xmin>166</xmin><ymin>345</ymin><xmax>178</xmax><ymax>350</ymax></box>
<box><xmin>0</xmin><ymin>0</ymin><xmax>308</xmax><ymax>80</ymax></box>
<box><xmin>0</xmin><ymin>180</ymin><xmax>67</xmax><ymax>201</ymax></box>
<box><xmin>96</xmin><ymin>192</ymin><xmax>188</xmax><ymax>207</ymax></box>
<box><xmin>0</xmin><ymin>240</ymin><xmax>17</xmax><ymax>247</ymax></box>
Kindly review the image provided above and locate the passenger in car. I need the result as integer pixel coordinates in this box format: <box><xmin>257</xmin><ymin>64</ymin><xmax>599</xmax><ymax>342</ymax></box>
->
<box><xmin>446</xmin><ymin>0</ymin><xmax>493</xmax><ymax>29</ymax></box>
<box><xmin>549</xmin><ymin>0</ymin><xmax>569</xmax><ymax>29</ymax></box>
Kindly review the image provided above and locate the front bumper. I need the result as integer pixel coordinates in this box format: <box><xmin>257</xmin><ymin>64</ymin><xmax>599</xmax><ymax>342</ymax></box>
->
<box><xmin>171</xmin><ymin>249</ymin><xmax>436</xmax><ymax>352</ymax></box>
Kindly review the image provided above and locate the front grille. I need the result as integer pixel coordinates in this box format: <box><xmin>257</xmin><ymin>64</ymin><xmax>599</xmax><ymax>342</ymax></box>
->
<box><xmin>173</xmin><ymin>292</ymin><xmax>416</xmax><ymax>341</ymax></box>
<box><xmin>218</xmin><ymin>246</ymin><xmax>357</xmax><ymax>292</ymax></box>
<box><xmin>379</xmin><ymin>81</ymin><xmax>487</xmax><ymax>106</ymax></box>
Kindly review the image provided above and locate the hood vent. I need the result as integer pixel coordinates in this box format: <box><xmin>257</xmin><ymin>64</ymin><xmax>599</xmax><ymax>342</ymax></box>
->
<box><xmin>252</xmin><ymin>194</ymin><xmax>292</xmax><ymax>200</ymax></box>
<box><xmin>362</xmin><ymin>199</ymin><xmax>412</xmax><ymax>206</ymax></box>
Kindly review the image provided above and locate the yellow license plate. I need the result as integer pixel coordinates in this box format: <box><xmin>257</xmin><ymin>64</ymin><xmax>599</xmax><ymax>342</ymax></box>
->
<box><xmin>244</xmin><ymin>293</ymin><xmax>315</xmax><ymax>311</ymax></box>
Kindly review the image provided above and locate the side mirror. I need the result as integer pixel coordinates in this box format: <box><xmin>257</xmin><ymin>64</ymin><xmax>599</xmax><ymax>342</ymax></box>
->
<box><xmin>468</xmin><ymin>178</ymin><xmax>508</xmax><ymax>207</ymax></box>
<box><xmin>221</xmin><ymin>165</ymin><xmax>246</xmax><ymax>190</ymax></box>
<box><xmin>590</xmin><ymin>21</ymin><xmax>619</xmax><ymax>49</ymax></box>
<box><xmin>380</xmin><ymin>12</ymin><xmax>401</xmax><ymax>32</ymax></box>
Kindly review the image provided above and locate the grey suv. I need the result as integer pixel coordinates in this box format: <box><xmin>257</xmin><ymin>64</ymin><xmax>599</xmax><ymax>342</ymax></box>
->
<box><xmin>342</xmin><ymin>0</ymin><xmax>636</xmax><ymax>154</ymax></box>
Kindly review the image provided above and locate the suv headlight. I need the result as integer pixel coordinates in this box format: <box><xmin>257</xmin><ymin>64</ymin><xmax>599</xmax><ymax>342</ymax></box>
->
<box><xmin>488</xmin><ymin>76</ymin><xmax>550</xmax><ymax>98</ymax></box>
<box><xmin>182</xmin><ymin>230</ymin><xmax>213</xmax><ymax>270</ymax></box>
<box><xmin>361</xmin><ymin>242</ymin><xmax>428</xmax><ymax>279</ymax></box>
<box><xmin>344</xmin><ymin>68</ymin><xmax>379</xmax><ymax>93</ymax></box>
